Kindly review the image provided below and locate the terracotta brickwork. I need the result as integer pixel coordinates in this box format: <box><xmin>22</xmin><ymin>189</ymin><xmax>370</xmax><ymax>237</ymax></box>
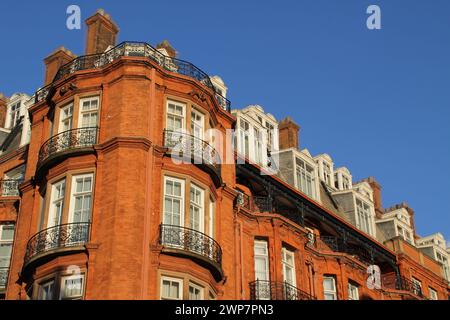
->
<box><xmin>1</xmin><ymin>10</ymin><xmax>448</xmax><ymax>301</ymax></box>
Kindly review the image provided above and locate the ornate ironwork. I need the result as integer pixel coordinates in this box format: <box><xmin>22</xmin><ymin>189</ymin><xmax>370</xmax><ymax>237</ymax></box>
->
<box><xmin>235</xmin><ymin>192</ymin><xmax>272</xmax><ymax>213</ymax></box>
<box><xmin>35</xmin><ymin>42</ymin><xmax>231</xmax><ymax>112</ymax></box>
<box><xmin>159</xmin><ymin>224</ymin><xmax>222</xmax><ymax>266</ymax></box>
<box><xmin>0</xmin><ymin>267</ymin><xmax>8</xmax><ymax>289</ymax></box>
<box><xmin>0</xmin><ymin>179</ymin><xmax>23</xmax><ymax>197</ymax></box>
<box><xmin>381</xmin><ymin>274</ymin><xmax>425</xmax><ymax>299</ymax></box>
<box><xmin>24</xmin><ymin>222</ymin><xmax>91</xmax><ymax>264</ymax></box>
<box><xmin>37</xmin><ymin>127</ymin><xmax>99</xmax><ymax>167</ymax></box>
<box><xmin>163</xmin><ymin>129</ymin><xmax>221</xmax><ymax>172</ymax></box>
<box><xmin>309</xmin><ymin>235</ymin><xmax>373</xmax><ymax>266</ymax></box>
<box><xmin>236</xmin><ymin>164</ymin><xmax>398</xmax><ymax>268</ymax></box>
<box><xmin>249</xmin><ymin>280</ymin><xmax>316</xmax><ymax>300</ymax></box>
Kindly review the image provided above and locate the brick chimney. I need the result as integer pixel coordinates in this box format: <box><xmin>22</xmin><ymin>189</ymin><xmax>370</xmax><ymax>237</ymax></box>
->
<box><xmin>85</xmin><ymin>9</ymin><xmax>119</xmax><ymax>55</ymax></box>
<box><xmin>156</xmin><ymin>40</ymin><xmax>177</xmax><ymax>58</ymax></box>
<box><xmin>278</xmin><ymin>116</ymin><xmax>300</xmax><ymax>150</ymax></box>
<box><xmin>365</xmin><ymin>176</ymin><xmax>383</xmax><ymax>218</ymax></box>
<box><xmin>44</xmin><ymin>47</ymin><xmax>77</xmax><ymax>85</ymax></box>
<box><xmin>0</xmin><ymin>93</ymin><xmax>8</xmax><ymax>128</ymax></box>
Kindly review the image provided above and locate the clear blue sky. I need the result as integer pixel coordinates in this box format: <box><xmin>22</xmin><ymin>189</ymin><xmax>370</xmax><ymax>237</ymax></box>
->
<box><xmin>1</xmin><ymin>0</ymin><xmax>449</xmax><ymax>241</ymax></box>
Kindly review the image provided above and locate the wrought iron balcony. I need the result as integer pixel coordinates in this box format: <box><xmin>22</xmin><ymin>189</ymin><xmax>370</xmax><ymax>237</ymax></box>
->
<box><xmin>249</xmin><ymin>280</ymin><xmax>316</xmax><ymax>300</ymax></box>
<box><xmin>381</xmin><ymin>275</ymin><xmax>426</xmax><ymax>299</ymax></box>
<box><xmin>37</xmin><ymin>127</ymin><xmax>99</xmax><ymax>169</ymax></box>
<box><xmin>24</xmin><ymin>222</ymin><xmax>91</xmax><ymax>264</ymax></box>
<box><xmin>159</xmin><ymin>224</ymin><xmax>222</xmax><ymax>278</ymax></box>
<box><xmin>309</xmin><ymin>235</ymin><xmax>373</xmax><ymax>266</ymax></box>
<box><xmin>163</xmin><ymin>130</ymin><xmax>221</xmax><ymax>184</ymax></box>
<box><xmin>35</xmin><ymin>42</ymin><xmax>231</xmax><ymax>112</ymax></box>
<box><xmin>0</xmin><ymin>179</ymin><xmax>23</xmax><ymax>197</ymax></box>
<box><xmin>0</xmin><ymin>267</ymin><xmax>8</xmax><ymax>289</ymax></box>
<box><xmin>235</xmin><ymin>192</ymin><xmax>272</xmax><ymax>213</ymax></box>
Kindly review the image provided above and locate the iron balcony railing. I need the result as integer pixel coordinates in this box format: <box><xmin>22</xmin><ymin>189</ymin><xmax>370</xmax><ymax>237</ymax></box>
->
<box><xmin>163</xmin><ymin>129</ymin><xmax>221</xmax><ymax>172</ymax></box>
<box><xmin>0</xmin><ymin>267</ymin><xmax>8</xmax><ymax>289</ymax></box>
<box><xmin>0</xmin><ymin>179</ymin><xmax>24</xmax><ymax>197</ymax></box>
<box><xmin>24</xmin><ymin>222</ymin><xmax>91</xmax><ymax>264</ymax></box>
<box><xmin>381</xmin><ymin>274</ymin><xmax>426</xmax><ymax>299</ymax></box>
<box><xmin>249</xmin><ymin>280</ymin><xmax>316</xmax><ymax>300</ymax></box>
<box><xmin>34</xmin><ymin>42</ymin><xmax>231</xmax><ymax>112</ymax></box>
<box><xmin>159</xmin><ymin>224</ymin><xmax>222</xmax><ymax>267</ymax></box>
<box><xmin>310</xmin><ymin>235</ymin><xmax>373</xmax><ymax>266</ymax></box>
<box><xmin>37</xmin><ymin>127</ymin><xmax>99</xmax><ymax>167</ymax></box>
<box><xmin>235</xmin><ymin>192</ymin><xmax>272</xmax><ymax>213</ymax></box>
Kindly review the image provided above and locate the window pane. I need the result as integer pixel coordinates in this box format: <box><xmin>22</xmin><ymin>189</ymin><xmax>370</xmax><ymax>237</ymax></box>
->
<box><xmin>1</xmin><ymin>226</ymin><xmax>14</xmax><ymax>241</ymax></box>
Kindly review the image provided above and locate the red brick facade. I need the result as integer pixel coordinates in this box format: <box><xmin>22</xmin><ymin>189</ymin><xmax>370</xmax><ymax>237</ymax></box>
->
<box><xmin>0</xmin><ymin>10</ymin><xmax>448</xmax><ymax>301</ymax></box>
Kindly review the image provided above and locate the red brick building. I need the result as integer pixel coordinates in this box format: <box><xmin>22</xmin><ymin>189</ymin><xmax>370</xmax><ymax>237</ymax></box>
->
<box><xmin>0</xmin><ymin>9</ymin><xmax>448</xmax><ymax>300</ymax></box>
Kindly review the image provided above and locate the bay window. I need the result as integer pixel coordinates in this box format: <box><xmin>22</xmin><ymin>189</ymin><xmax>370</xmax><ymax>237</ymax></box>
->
<box><xmin>163</xmin><ymin>177</ymin><xmax>184</xmax><ymax>226</ymax></box>
<box><xmin>161</xmin><ymin>277</ymin><xmax>183</xmax><ymax>300</ymax></box>
<box><xmin>60</xmin><ymin>274</ymin><xmax>85</xmax><ymax>300</ymax></box>
<box><xmin>166</xmin><ymin>100</ymin><xmax>185</xmax><ymax>131</ymax></box>
<box><xmin>48</xmin><ymin>179</ymin><xmax>66</xmax><ymax>228</ymax></box>
<box><xmin>189</xmin><ymin>184</ymin><xmax>204</xmax><ymax>232</ymax></box>
<box><xmin>69</xmin><ymin>174</ymin><xmax>93</xmax><ymax>224</ymax></box>
<box><xmin>59</xmin><ymin>103</ymin><xmax>73</xmax><ymax>133</ymax></box>
<box><xmin>188</xmin><ymin>282</ymin><xmax>204</xmax><ymax>300</ymax></box>
<box><xmin>79</xmin><ymin>97</ymin><xmax>99</xmax><ymax>128</ymax></box>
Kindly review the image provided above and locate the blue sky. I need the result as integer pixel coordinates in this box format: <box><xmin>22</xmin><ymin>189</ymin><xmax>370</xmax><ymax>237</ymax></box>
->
<box><xmin>1</xmin><ymin>0</ymin><xmax>449</xmax><ymax>241</ymax></box>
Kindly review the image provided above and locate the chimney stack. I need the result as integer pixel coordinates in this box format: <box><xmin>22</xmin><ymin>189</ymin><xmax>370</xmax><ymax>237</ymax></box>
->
<box><xmin>156</xmin><ymin>40</ymin><xmax>177</xmax><ymax>58</ymax></box>
<box><xmin>365</xmin><ymin>176</ymin><xmax>383</xmax><ymax>218</ymax></box>
<box><xmin>0</xmin><ymin>93</ymin><xmax>8</xmax><ymax>128</ymax></box>
<box><xmin>278</xmin><ymin>116</ymin><xmax>300</xmax><ymax>150</ymax></box>
<box><xmin>43</xmin><ymin>47</ymin><xmax>77</xmax><ymax>85</ymax></box>
<box><xmin>85</xmin><ymin>9</ymin><xmax>119</xmax><ymax>55</ymax></box>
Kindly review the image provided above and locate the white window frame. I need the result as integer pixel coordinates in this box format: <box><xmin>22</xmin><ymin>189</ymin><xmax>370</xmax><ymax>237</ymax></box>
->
<box><xmin>295</xmin><ymin>158</ymin><xmax>316</xmax><ymax>200</ymax></box>
<box><xmin>47</xmin><ymin>179</ymin><xmax>66</xmax><ymax>228</ymax></box>
<box><xmin>79</xmin><ymin>96</ymin><xmax>100</xmax><ymax>128</ymax></box>
<box><xmin>189</xmin><ymin>184</ymin><xmax>204</xmax><ymax>233</ymax></box>
<box><xmin>0</xmin><ymin>224</ymin><xmax>14</xmax><ymax>269</ymax></box>
<box><xmin>347</xmin><ymin>282</ymin><xmax>359</xmax><ymax>300</ymax></box>
<box><xmin>9</xmin><ymin>102</ymin><xmax>21</xmax><ymax>128</ymax></box>
<box><xmin>281</xmin><ymin>247</ymin><xmax>296</xmax><ymax>287</ymax></box>
<box><xmin>190</xmin><ymin>108</ymin><xmax>204</xmax><ymax>140</ymax></box>
<box><xmin>68</xmin><ymin>173</ymin><xmax>94</xmax><ymax>224</ymax></box>
<box><xmin>166</xmin><ymin>100</ymin><xmax>186</xmax><ymax>131</ymax></box>
<box><xmin>58</xmin><ymin>103</ymin><xmax>74</xmax><ymax>133</ymax></box>
<box><xmin>254</xmin><ymin>240</ymin><xmax>269</xmax><ymax>282</ymax></box>
<box><xmin>209</xmin><ymin>197</ymin><xmax>215</xmax><ymax>238</ymax></box>
<box><xmin>356</xmin><ymin>198</ymin><xmax>373</xmax><ymax>236</ymax></box>
<box><xmin>60</xmin><ymin>274</ymin><xmax>85</xmax><ymax>300</ymax></box>
<box><xmin>163</xmin><ymin>177</ymin><xmax>185</xmax><ymax>227</ymax></box>
<box><xmin>411</xmin><ymin>277</ymin><xmax>422</xmax><ymax>296</ymax></box>
<box><xmin>323</xmin><ymin>276</ymin><xmax>337</xmax><ymax>300</ymax></box>
<box><xmin>429</xmin><ymin>287</ymin><xmax>438</xmax><ymax>300</ymax></box>
<box><xmin>238</xmin><ymin>119</ymin><xmax>250</xmax><ymax>159</ymax></box>
<box><xmin>188</xmin><ymin>282</ymin><xmax>204</xmax><ymax>300</ymax></box>
<box><xmin>160</xmin><ymin>276</ymin><xmax>183</xmax><ymax>300</ymax></box>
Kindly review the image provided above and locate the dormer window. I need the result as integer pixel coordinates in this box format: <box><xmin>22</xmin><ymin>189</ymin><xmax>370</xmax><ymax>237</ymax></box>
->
<box><xmin>323</xmin><ymin>162</ymin><xmax>332</xmax><ymax>185</ymax></box>
<box><xmin>9</xmin><ymin>102</ymin><xmax>21</xmax><ymax>128</ymax></box>
<box><xmin>356</xmin><ymin>198</ymin><xmax>373</xmax><ymax>235</ymax></box>
<box><xmin>296</xmin><ymin>158</ymin><xmax>316</xmax><ymax>199</ymax></box>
